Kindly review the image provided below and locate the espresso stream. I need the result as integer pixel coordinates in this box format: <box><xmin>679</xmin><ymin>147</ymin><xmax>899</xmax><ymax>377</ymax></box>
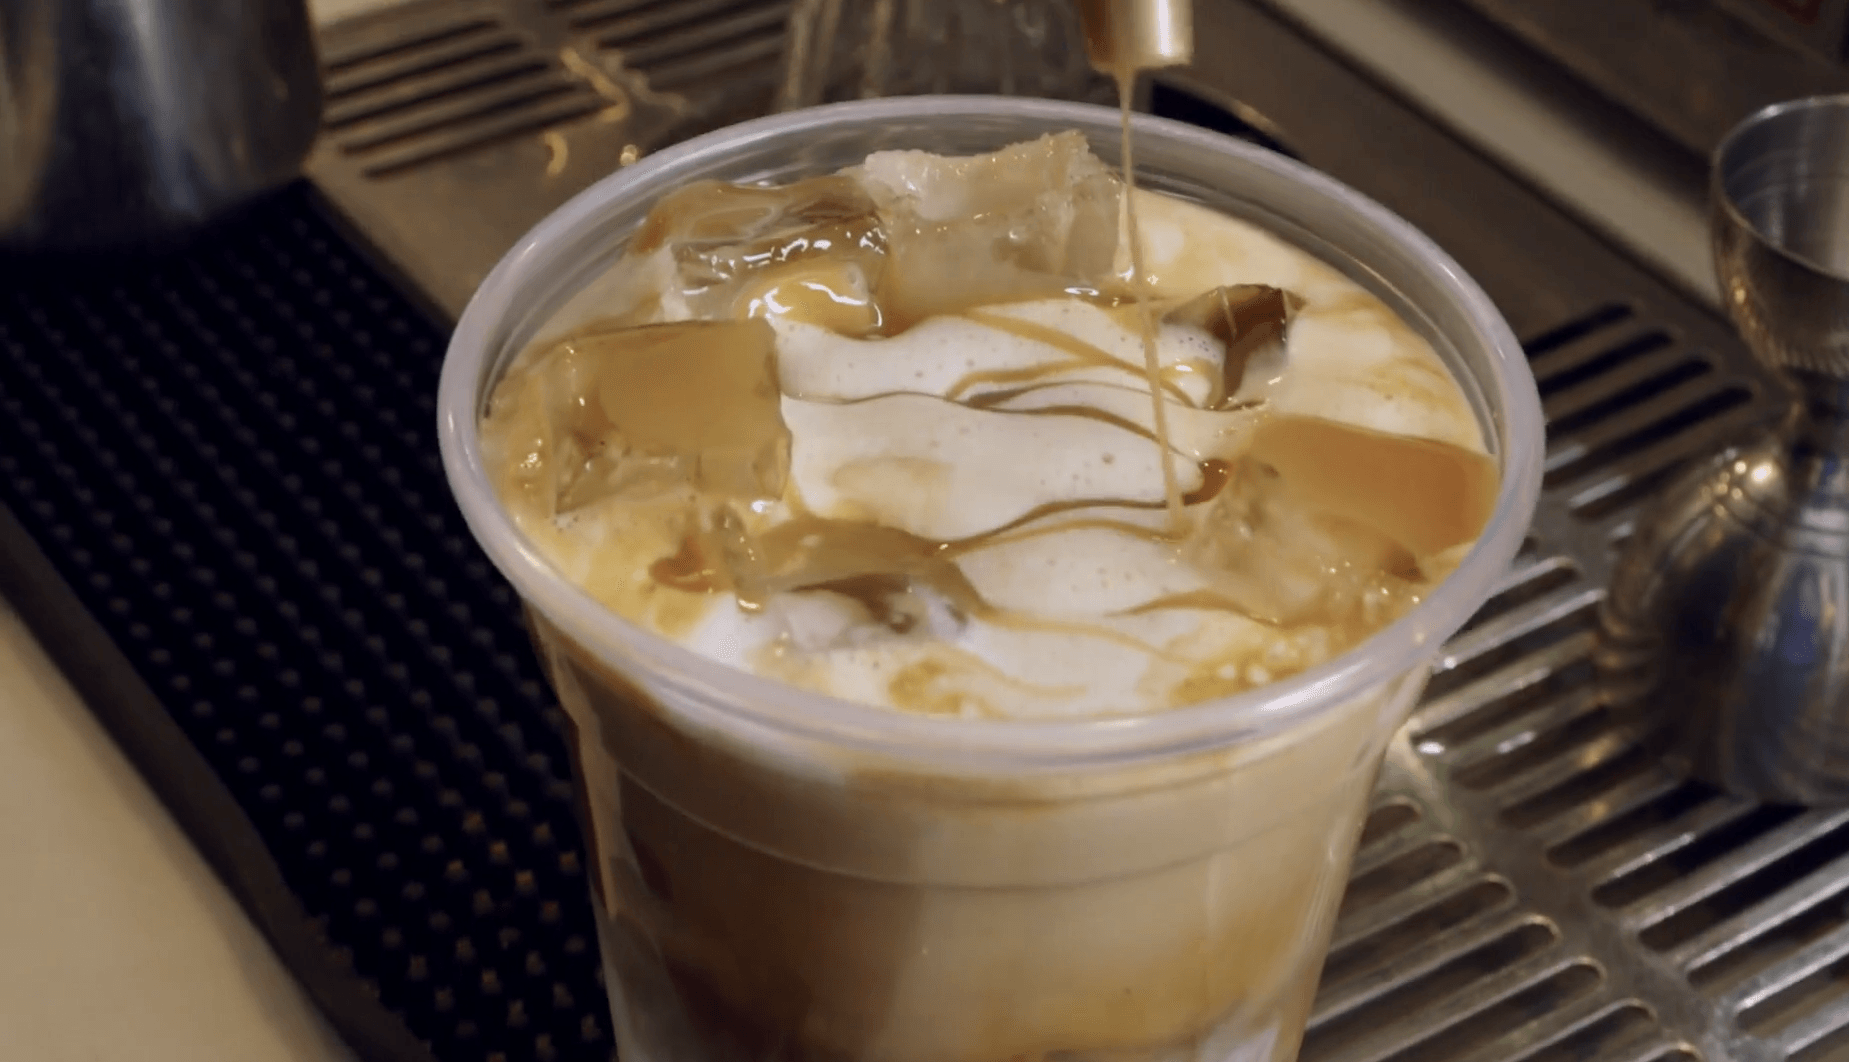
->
<box><xmin>1114</xmin><ymin>68</ymin><xmax>1186</xmax><ymax>528</ymax></box>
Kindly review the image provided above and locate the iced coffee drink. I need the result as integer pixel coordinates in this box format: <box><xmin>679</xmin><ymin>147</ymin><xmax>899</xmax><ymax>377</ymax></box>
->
<box><xmin>444</xmin><ymin>105</ymin><xmax>1535</xmax><ymax>1062</ymax></box>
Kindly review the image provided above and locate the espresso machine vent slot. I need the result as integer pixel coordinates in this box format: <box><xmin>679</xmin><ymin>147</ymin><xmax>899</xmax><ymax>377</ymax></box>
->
<box><xmin>549</xmin><ymin>0</ymin><xmax>794</xmax><ymax>90</ymax></box>
<box><xmin>322</xmin><ymin>5</ymin><xmax>603</xmax><ymax>178</ymax></box>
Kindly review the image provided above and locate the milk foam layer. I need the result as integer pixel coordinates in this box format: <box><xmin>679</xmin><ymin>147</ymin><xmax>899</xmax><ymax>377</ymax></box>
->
<box><xmin>481</xmin><ymin>134</ymin><xmax>1496</xmax><ymax>719</ymax></box>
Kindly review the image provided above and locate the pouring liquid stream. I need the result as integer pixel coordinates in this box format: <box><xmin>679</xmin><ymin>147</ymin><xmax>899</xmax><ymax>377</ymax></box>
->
<box><xmin>1115</xmin><ymin>68</ymin><xmax>1184</xmax><ymax>532</ymax></box>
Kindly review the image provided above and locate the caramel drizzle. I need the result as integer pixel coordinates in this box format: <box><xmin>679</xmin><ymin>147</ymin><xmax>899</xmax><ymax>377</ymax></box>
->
<box><xmin>949</xmin><ymin>513</ymin><xmax>1175</xmax><ymax>555</ymax></box>
<box><xmin>787</xmin><ymin>385</ymin><xmax>1219</xmax><ymax>466</ymax></box>
<box><xmin>1122</xmin><ymin>590</ymin><xmax>1290</xmax><ymax>627</ymax></box>
<box><xmin>955</xmin><ymin>308</ymin><xmax>1197</xmax><ymax>406</ymax></box>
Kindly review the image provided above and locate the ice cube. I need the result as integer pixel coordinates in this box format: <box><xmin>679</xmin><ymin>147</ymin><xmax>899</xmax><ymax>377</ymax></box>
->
<box><xmin>1162</xmin><ymin>285</ymin><xmax>1301</xmax><ymax>407</ymax></box>
<box><xmin>479</xmin><ymin>355</ymin><xmax>561</xmax><ymax>519</ymax></box>
<box><xmin>734</xmin><ymin>259</ymin><xmax>880</xmax><ymax>335</ymax></box>
<box><xmin>744</xmin><ymin>516</ymin><xmax>984</xmax><ymax>642</ymax></box>
<box><xmin>1184</xmin><ymin>458</ymin><xmax>1414</xmax><ymax>627</ymax></box>
<box><xmin>631</xmin><ymin>175</ymin><xmax>888</xmax><ymax>329</ymax></box>
<box><xmin>515</xmin><ymin>319</ymin><xmax>790</xmax><ymax>513</ymax></box>
<box><xmin>1245</xmin><ymin>414</ymin><xmax>1498</xmax><ymax>558</ymax></box>
<box><xmin>742</xmin><ymin>517</ymin><xmax>976</xmax><ymax>600</ymax></box>
<box><xmin>851</xmin><ymin>132</ymin><xmax>1123</xmax><ymax>327</ymax></box>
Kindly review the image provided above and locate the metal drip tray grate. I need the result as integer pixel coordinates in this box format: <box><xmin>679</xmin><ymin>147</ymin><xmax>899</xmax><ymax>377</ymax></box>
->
<box><xmin>307</xmin><ymin>0</ymin><xmax>802</xmax><ymax>319</ymax></box>
<box><xmin>6</xmin><ymin>1</ymin><xmax>1849</xmax><ymax>1062</ymax></box>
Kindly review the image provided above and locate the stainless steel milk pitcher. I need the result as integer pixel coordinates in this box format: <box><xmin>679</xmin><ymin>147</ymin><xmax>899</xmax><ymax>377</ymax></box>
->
<box><xmin>0</xmin><ymin>0</ymin><xmax>324</xmax><ymax>250</ymax></box>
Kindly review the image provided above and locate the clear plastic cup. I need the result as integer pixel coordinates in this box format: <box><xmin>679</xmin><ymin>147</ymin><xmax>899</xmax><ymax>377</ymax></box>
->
<box><xmin>438</xmin><ymin>96</ymin><xmax>1543</xmax><ymax>1062</ymax></box>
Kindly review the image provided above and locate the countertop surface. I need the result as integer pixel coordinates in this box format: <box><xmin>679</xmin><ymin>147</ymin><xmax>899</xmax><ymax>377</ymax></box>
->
<box><xmin>0</xmin><ymin>598</ymin><xmax>355</xmax><ymax>1062</ymax></box>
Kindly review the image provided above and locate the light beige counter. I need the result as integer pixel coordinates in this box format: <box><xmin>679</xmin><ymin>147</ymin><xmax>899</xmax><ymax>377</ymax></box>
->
<box><xmin>0</xmin><ymin>599</ymin><xmax>354</xmax><ymax>1062</ymax></box>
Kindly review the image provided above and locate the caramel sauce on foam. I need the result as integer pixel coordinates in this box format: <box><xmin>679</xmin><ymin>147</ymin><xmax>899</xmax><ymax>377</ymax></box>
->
<box><xmin>954</xmin><ymin>307</ymin><xmax>1198</xmax><ymax>406</ymax></box>
<box><xmin>480</xmin><ymin>119</ymin><xmax>1499</xmax><ymax>718</ymax></box>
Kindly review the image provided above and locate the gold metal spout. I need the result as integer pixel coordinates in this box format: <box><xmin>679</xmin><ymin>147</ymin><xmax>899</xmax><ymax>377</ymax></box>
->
<box><xmin>1076</xmin><ymin>0</ymin><xmax>1194</xmax><ymax>74</ymax></box>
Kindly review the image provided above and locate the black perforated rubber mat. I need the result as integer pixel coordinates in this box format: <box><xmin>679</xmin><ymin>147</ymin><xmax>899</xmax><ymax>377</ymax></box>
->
<box><xmin>0</xmin><ymin>184</ymin><xmax>609</xmax><ymax>1062</ymax></box>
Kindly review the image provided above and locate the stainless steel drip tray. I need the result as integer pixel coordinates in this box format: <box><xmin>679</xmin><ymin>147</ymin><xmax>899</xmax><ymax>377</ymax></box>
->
<box><xmin>309</xmin><ymin>0</ymin><xmax>793</xmax><ymax>320</ymax></box>
<box><xmin>309</xmin><ymin>2</ymin><xmax>1841</xmax><ymax>1061</ymax></box>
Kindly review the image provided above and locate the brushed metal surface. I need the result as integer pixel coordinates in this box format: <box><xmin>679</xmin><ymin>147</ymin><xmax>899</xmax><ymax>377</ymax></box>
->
<box><xmin>1713</xmin><ymin>96</ymin><xmax>1849</xmax><ymax>378</ymax></box>
<box><xmin>1441</xmin><ymin>0</ymin><xmax>1849</xmax><ymax>161</ymax></box>
<box><xmin>308</xmin><ymin>0</ymin><xmax>789</xmax><ymax>318</ymax></box>
<box><xmin>1078</xmin><ymin>0</ymin><xmax>1197</xmax><ymax>72</ymax></box>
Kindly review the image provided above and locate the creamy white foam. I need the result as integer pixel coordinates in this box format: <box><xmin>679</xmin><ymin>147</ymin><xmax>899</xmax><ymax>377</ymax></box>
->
<box><xmin>481</xmin><ymin>136</ymin><xmax>1493</xmax><ymax>720</ymax></box>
